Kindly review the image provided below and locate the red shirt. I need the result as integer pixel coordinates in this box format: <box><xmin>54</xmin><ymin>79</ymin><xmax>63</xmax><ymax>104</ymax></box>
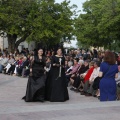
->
<box><xmin>18</xmin><ymin>60</ymin><xmax>23</xmax><ymax>66</ymax></box>
<box><xmin>84</xmin><ymin>67</ymin><xmax>94</xmax><ymax>83</ymax></box>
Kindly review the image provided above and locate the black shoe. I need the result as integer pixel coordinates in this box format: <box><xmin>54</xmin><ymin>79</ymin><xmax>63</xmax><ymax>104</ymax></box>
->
<box><xmin>40</xmin><ymin>99</ymin><xmax>44</xmax><ymax>102</ymax></box>
<box><xmin>81</xmin><ymin>91</ymin><xmax>86</xmax><ymax>95</ymax></box>
<box><xmin>97</xmin><ymin>96</ymin><xmax>100</xmax><ymax>100</ymax></box>
<box><xmin>70</xmin><ymin>87</ymin><xmax>75</xmax><ymax>91</ymax></box>
<box><xmin>93</xmin><ymin>95</ymin><xmax>97</xmax><ymax>97</ymax></box>
<box><xmin>85</xmin><ymin>93</ymin><xmax>92</xmax><ymax>96</ymax></box>
<box><xmin>80</xmin><ymin>86</ymin><xmax>83</xmax><ymax>89</ymax></box>
<box><xmin>17</xmin><ymin>74</ymin><xmax>21</xmax><ymax>77</ymax></box>
<box><xmin>10</xmin><ymin>72</ymin><xmax>13</xmax><ymax>76</ymax></box>
<box><xmin>74</xmin><ymin>89</ymin><xmax>80</xmax><ymax>93</ymax></box>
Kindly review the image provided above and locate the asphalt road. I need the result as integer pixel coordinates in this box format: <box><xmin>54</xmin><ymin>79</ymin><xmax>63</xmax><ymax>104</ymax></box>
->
<box><xmin>0</xmin><ymin>74</ymin><xmax>120</xmax><ymax>120</ymax></box>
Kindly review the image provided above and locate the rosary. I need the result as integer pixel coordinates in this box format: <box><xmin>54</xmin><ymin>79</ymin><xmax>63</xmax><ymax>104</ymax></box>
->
<box><xmin>59</xmin><ymin>58</ymin><xmax>62</xmax><ymax>77</ymax></box>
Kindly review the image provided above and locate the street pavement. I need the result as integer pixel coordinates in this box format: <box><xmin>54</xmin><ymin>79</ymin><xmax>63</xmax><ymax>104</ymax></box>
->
<box><xmin>0</xmin><ymin>73</ymin><xmax>120</xmax><ymax>120</ymax></box>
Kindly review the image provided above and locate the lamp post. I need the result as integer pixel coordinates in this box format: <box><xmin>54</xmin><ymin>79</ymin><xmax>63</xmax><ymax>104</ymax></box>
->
<box><xmin>3</xmin><ymin>34</ymin><xmax>4</xmax><ymax>50</ymax></box>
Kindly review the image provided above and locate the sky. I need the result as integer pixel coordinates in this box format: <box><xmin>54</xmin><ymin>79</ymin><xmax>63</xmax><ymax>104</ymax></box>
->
<box><xmin>56</xmin><ymin>0</ymin><xmax>87</xmax><ymax>48</ymax></box>
<box><xmin>55</xmin><ymin>0</ymin><xmax>87</xmax><ymax>12</ymax></box>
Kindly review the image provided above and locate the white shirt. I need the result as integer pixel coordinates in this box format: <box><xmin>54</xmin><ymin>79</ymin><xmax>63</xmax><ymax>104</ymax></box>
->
<box><xmin>89</xmin><ymin>67</ymin><xmax>100</xmax><ymax>82</ymax></box>
<box><xmin>1</xmin><ymin>58</ymin><xmax>8</xmax><ymax>66</ymax></box>
<box><xmin>115</xmin><ymin>72</ymin><xmax>120</xmax><ymax>84</ymax></box>
<box><xmin>67</xmin><ymin>66</ymin><xmax>73</xmax><ymax>72</ymax></box>
<box><xmin>0</xmin><ymin>57</ymin><xmax>3</xmax><ymax>61</ymax></box>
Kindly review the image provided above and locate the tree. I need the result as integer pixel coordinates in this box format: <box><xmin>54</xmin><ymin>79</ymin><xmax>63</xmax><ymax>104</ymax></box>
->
<box><xmin>0</xmin><ymin>0</ymin><xmax>76</xmax><ymax>52</ymax></box>
<box><xmin>26</xmin><ymin>0</ymin><xmax>77</xmax><ymax>49</ymax></box>
<box><xmin>97</xmin><ymin>0</ymin><xmax>120</xmax><ymax>49</ymax></box>
<box><xmin>74</xmin><ymin>0</ymin><xmax>104</xmax><ymax>47</ymax></box>
<box><xmin>74</xmin><ymin>0</ymin><xmax>120</xmax><ymax>50</ymax></box>
<box><xmin>76</xmin><ymin>40</ymin><xmax>90</xmax><ymax>49</ymax></box>
<box><xmin>0</xmin><ymin>0</ymin><xmax>38</xmax><ymax>52</ymax></box>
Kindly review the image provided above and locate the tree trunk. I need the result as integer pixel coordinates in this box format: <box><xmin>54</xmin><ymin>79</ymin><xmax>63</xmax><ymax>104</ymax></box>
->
<box><xmin>7</xmin><ymin>34</ymin><xmax>28</xmax><ymax>53</ymax></box>
<box><xmin>15</xmin><ymin>34</ymin><xmax>28</xmax><ymax>49</ymax></box>
<box><xmin>7</xmin><ymin>34</ymin><xmax>17</xmax><ymax>53</ymax></box>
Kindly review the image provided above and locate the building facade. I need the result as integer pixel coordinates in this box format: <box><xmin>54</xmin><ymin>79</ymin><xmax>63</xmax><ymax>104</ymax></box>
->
<box><xmin>0</xmin><ymin>36</ymin><xmax>36</xmax><ymax>51</ymax></box>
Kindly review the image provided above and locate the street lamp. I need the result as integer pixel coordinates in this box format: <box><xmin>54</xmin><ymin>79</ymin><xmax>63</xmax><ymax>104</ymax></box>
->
<box><xmin>3</xmin><ymin>34</ymin><xmax>4</xmax><ymax>50</ymax></box>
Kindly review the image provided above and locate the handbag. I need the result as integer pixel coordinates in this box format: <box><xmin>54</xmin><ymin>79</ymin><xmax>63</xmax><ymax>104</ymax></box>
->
<box><xmin>92</xmin><ymin>65</ymin><xmax>111</xmax><ymax>90</ymax></box>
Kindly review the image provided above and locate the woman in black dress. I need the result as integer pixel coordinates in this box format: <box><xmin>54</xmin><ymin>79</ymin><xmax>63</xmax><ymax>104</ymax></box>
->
<box><xmin>45</xmin><ymin>48</ymin><xmax>69</xmax><ymax>102</ymax></box>
<box><xmin>23</xmin><ymin>48</ymin><xmax>46</xmax><ymax>102</ymax></box>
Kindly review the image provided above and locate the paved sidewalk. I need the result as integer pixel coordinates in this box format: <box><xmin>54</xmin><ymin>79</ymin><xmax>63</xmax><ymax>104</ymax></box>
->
<box><xmin>0</xmin><ymin>74</ymin><xmax>120</xmax><ymax>120</ymax></box>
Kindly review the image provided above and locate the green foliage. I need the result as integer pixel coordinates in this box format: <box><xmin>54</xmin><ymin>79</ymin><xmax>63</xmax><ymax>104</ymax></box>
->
<box><xmin>0</xmin><ymin>0</ymin><xmax>76</xmax><ymax>51</ymax></box>
<box><xmin>76</xmin><ymin>40</ymin><xmax>90</xmax><ymax>49</ymax></box>
<box><xmin>74</xmin><ymin>0</ymin><xmax>120</xmax><ymax>50</ymax></box>
<box><xmin>0</xmin><ymin>0</ymin><xmax>35</xmax><ymax>35</ymax></box>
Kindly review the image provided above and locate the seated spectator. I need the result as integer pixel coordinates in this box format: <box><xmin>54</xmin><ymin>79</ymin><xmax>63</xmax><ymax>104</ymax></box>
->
<box><xmin>77</xmin><ymin>60</ymin><xmax>90</xmax><ymax>90</ymax></box>
<box><xmin>0</xmin><ymin>48</ymin><xmax>2</xmax><ymax>54</ymax></box>
<box><xmin>117</xmin><ymin>52</ymin><xmax>120</xmax><ymax>65</ymax></box>
<box><xmin>46</xmin><ymin>50</ymin><xmax>51</xmax><ymax>57</ymax></box>
<box><xmin>115</xmin><ymin>65</ymin><xmax>120</xmax><ymax>100</ymax></box>
<box><xmin>65</xmin><ymin>61</ymin><xmax>73</xmax><ymax>74</ymax></box>
<box><xmin>0</xmin><ymin>54</ymin><xmax>8</xmax><ymax>73</ymax></box>
<box><xmin>0</xmin><ymin>53</ymin><xmax>3</xmax><ymax>73</ymax></box>
<box><xmin>0</xmin><ymin>53</ymin><xmax>2</xmax><ymax>60</ymax></box>
<box><xmin>80</xmin><ymin>61</ymin><xmax>95</xmax><ymax>95</ymax></box>
<box><xmin>4</xmin><ymin>55</ymin><xmax>15</xmax><ymax>74</ymax></box>
<box><xmin>12</xmin><ymin>56</ymin><xmax>22</xmax><ymax>76</ymax></box>
<box><xmin>70</xmin><ymin>60</ymin><xmax>89</xmax><ymax>92</ymax></box>
<box><xmin>64</xmin><ymin>60</ymin><xmax>69</xmax><ymax>72</ymax></box>
<box><xmin>45</xmin><ymin>57</ymin><xmax>51</xmax><ymax>73</ymax></box>
<box><xmin>17</xmin><ymin>56</ymin><xmax>29</xmax><ymax>76</ymax></box>
<box><xmin>93</xmin><ymin>49</ymin><xmax>98</xmax><ymax>58</ymax></box>
<box><xmin>21</xmin><ymin>48</ymin><xmax>27</xmax><ymax>56</ymax></box>
<box><xmin>66</xmin><ymin>58</ymin><xmax>80</xmax><ymax>86</ymax></box>
<box><xmin>85</xmin><ymin>61</ymin><xmax>101</xmax><ymax>96</ymax></box>
<box><xmin>78</xmin><ymin>60</ymin><xmax>89</xmax><ymax>75</ymax></box>
<box><xmin>82</xmin><ymin>50</ymin><xmax>88</xmax><ymax>60</ymax></box>
<box><xmin>79</xmin><ymin>56</ymin><xmax>83</xmax><ymax>61</ymax></box>
<box><xmin>21</xmin><ymin>65</ymin><xmax>30</xmax><ymax>77</ymax></box>
<box><xmin>76</xmin><ymin>50</ymin><xmax>82</xmax><ymax>58</ymax></box>
<box><xmin>13</xmin><ymin>48</ymin><xmax>20</xmax><ymax>56</ymax></box>
<box><xmin>116</xmin><ymin>65</ymin><xmax>120</xmax><ymax>84</ymax></box>
<box><xmin>70</xmin><ymin>60</ymin><xmax>85</xmax><ymax>86</ymax></box>
<box><xmin>7</xmin><ymin>56</ymin><xmax>19</xmax><ymax>75</ymax></box>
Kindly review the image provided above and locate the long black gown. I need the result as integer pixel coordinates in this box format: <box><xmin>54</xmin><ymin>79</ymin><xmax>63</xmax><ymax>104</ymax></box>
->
<box><xmin>23</xmin><ymin>55</ymin><xmax>46</xmax><ymax>102</ymax></box>
<box><xmin>45</xmin><ymin>55</ymin><xmax>69</xmax><ymax>102</ymax></box>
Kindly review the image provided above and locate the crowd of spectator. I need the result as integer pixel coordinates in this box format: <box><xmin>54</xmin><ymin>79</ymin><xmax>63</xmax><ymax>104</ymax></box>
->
<box><xmin>0</xmin><ymin>47</ymin><xmax>120</xmax><ymax>101</ymax></box>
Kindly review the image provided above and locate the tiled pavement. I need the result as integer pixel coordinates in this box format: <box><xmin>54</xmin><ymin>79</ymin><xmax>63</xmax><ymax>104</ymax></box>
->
<box><xmin>0</xmin><ymin>74</ymin><xmax>120</xmax><ymax>120</ymax></box>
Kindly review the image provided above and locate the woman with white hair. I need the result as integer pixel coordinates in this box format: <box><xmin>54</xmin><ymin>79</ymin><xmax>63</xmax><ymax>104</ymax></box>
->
<box><xmin>70</xmin><ymin>60</ymin><xmax>89</xmax><ymax>91</ymax></box>
<box><xmin>66</xmin><ymin>61</ymin><xmax>73</xmax><ymax>73</ymax></box>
